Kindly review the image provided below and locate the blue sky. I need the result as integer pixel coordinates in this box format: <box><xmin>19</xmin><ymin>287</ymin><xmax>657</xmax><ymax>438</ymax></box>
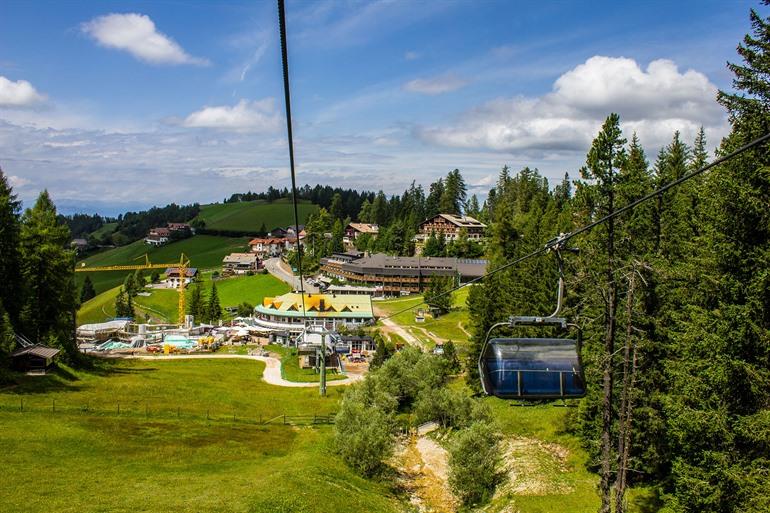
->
<box><xmin>0</xmin><ymin>0</ymin><xmax>758</xmax><ymax>215</ymax></box>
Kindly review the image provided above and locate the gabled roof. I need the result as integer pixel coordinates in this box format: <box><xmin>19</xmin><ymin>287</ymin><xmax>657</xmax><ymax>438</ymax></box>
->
<box><xmin>164</xmin><ymin>267</ymin><xmax>198</xmax><ymax>277</ymax></box>
<box><xmin>422</xmin><ymin>213</ymin><xmax>486</xmax><ymax>228</ymax></box>
<box><xmin>347</xmin><ymin>223</ymin><xmax>379</xmax><ymax>234</ymax></box>
<box><xmin>12</xmin><ymin>344</ymin><xmax>61</xmax><ymax>359</ymax></box>
<box><xmin>222</xmin><ymin>253</ymin><xmax>258</xmax><ymax>264</ymax></box>
<box><xmin>249</xmin><ymin>237</ymin><xmax>285</xmax><ymax>245</ymax></box>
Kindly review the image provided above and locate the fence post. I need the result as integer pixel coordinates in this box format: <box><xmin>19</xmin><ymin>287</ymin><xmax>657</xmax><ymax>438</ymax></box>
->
<box><xmin>207</xmin><ymin>409</ymin><xmax>210</xmax><ymax>421</ymax></box>
<box><xmin>117</xmin><ymin>403</ymin><xmax>120</xmax><ymax>415</ymax></box>
<box><xmin>20</xmin><ymin>397</ymin><xmax>23</xmax><ymax>412</ymax></box>
<box><xmin>283</xmin><ymin>414</ymin><xmax>286</xmax><ymax>425</ymax></box>
<box><xmin>145</xmin><ymin>404</ymin><xmax>148</xmax><ymax>418</ymax></box>
<box><xmin>52</xmin><ymin>399</ymin><xmax>55</xmax><ymax>413</ymax></box>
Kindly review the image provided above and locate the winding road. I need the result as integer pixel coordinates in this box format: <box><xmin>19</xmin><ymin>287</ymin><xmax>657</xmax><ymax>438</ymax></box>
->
<box><xmin>125</xmin><ymin>353</ymin><xmax>362</xmax><ymax>388</ymax></box>
<box><xmin>263</xmin><ymin>257</ymin><xmax>319</xmax><ymax>293</ymax></box>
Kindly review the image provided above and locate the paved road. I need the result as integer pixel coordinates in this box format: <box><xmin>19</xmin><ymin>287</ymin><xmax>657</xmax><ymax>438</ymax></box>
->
<box><xmin>264</xmin><ymin>257</ymin><xmax>319</xmax><ymax>293</ymax></box>
<box><xmin>126</xmin><ymin>353</ymin><xmax>361</xmax><ymax>387</ymax></box>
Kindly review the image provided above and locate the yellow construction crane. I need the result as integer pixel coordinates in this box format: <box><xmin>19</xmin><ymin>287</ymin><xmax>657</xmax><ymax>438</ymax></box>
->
<box><xmin>76</xmin><ymin>253</ymin><xmax>191</xmax><ymax>325</ymax></box>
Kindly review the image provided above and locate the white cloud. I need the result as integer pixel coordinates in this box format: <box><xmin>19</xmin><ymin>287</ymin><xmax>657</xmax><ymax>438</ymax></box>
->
<box><xmin>0</xmin><ymin>76</ymin><xmax>46</xmax><ymax>107</ymax></box>
<box><xmin>418</xmin><ymin>56</ymin><xmax>727</xmax><ymax>153</ymax></box>
<box><xmin>81</xmin><ymin>13</ymin><xmax>209</xmax><ymax>66</ymax></box>
<box><xmin>404</xmin><ymin>51</ymin><xmax>420</xmax><ymax>61</ymax></box>
<box><xmin>180</xmin><ymin>99</ymin><xmax>282</xmax><ymax>132</ymax></box>
<box><xmin>404</xmin><ymin>74</ymin><xmax>468</xmax><ymax>95</ymax></box>
<box><xmin>8</xmin><ymin>175</ymin><xmax>31</xmax><ymax>188</ymax></box>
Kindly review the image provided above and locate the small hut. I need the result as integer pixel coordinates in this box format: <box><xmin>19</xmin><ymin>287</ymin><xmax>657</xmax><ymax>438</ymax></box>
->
<box><xmin>11</xmin><ymin>344</ymin><xmax>61</xmax><ymax>374</ymax></box>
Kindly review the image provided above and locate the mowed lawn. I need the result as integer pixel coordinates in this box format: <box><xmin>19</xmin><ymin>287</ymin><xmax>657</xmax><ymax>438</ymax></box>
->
<box><xmin>0</xmin><ymin>359</ymin><xmax>403</xmax><ymax>513</ymax></box>
<box><xmin>196</xmin><ymin>198</ymin><xmax>318</xmax><ymax>232</ymax></box>
<box><xmin>77</xmin><ymin>235</ymin><xmax>251</xmax><ymax>294</ymax></box>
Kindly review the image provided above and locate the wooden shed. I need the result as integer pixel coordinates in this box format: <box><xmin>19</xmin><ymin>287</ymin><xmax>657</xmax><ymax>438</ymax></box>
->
<box><xmin>11</xmin><ymin>344</ymin><xmax>61</xmax><ymax>374</ymax></box>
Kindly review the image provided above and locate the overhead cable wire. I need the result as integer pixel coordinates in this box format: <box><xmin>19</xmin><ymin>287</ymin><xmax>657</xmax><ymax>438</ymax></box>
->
<box><xmin>277</xmin><ymin>0</ymin><xmax>306</xmax><ymax>317</ymax></box>
<box><xmin>381</xmin><ymin>131</ymin><xmax>770</xmax><ymax>321</ymax></box>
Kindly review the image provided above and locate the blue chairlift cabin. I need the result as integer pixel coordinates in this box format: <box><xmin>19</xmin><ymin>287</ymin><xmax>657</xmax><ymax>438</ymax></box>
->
<box><xmin>477</xmin><ymin>240</ymin><xmax>585</xmax><ymax>400</ymax></box>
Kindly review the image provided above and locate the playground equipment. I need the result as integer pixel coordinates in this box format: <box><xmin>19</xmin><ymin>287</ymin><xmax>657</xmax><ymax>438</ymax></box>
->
<box><xmin>76</xmin><ymin>253</ymin><xmax>191</xmax><ymax>326</ymax></box>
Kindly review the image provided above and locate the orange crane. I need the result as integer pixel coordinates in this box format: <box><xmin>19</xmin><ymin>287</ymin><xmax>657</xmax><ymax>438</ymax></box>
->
<box><xmin>76</xmin><ymin>253</ymin><xmax>191</xmax><ymax>325</ymax></box>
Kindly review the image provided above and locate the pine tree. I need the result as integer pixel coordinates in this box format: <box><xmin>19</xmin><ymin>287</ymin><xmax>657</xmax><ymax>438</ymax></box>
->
<box><xmin>660</xmin><ymin>6</ymin><xmax>770</xmax><ymax>511</ymax></box>
<box><xmin>423</xmin><ymin>231</ymin><xmax>440</xmax><ymax>257</ymax></box>
<box><xmin>19</xmin><ymin>191</ymin><xmax>78</xmax><ymax>356</ymax></box>
<box><xmin>424</xmin><ymin>276</ymin><xmax>453</xmax><ymax>315</ymax></box>
<box><xmin>207</xmin><ymin>282</ymin><xmax>222</xmax><ymax>323</ymax></box>
<box><xmin>425</xmin><ymin>179</ymin><xmax>444</xmax><ymax>219</ymax></box>
<box><xmin>114</xmin><ymin>287</ymin><xmax>134</xmax><ymax>318</ymax></box>
<box><xmin>187</xmin><ymin>283</ymin><xmax>206</xmax><ymax>323</ymax></box>
<box><xmin>0</xmin><ymin>300</ymin><xmax>16</xmax><ymax>365</ymax></box>
<box><xmin>123</xmin><ymin>273</ymin><xmax>136</xmax><ymax>297</ymax></box>
<box><xmin>579</xmin><ymin>114</ymin><xmax>627</xmax><ymax>513</ymax></box>
<box><xmin>0</xmin><ymin>168</ymin><xmax>23</xmax><ymax>326</ymax></box>
<box><xmin>80</xmin><ymin>275</ymin><xmax>96</xmax><ymax>303</ymax></box>
<box><xmin>440</xmin><ymin>169</ymin><xmax>467</xmax><ymax>215</ymax></box>
<box><xmin>330</xmin><ymin>193</ymin><xmax>345</xmax><ymax>220</ymax></box>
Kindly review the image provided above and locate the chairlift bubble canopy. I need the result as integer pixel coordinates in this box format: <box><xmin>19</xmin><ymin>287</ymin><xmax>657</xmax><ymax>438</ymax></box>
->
<box><xmin>480</xmin><ymin>337</ymin><xmax>585</xmax><ymax>399</ymax></box>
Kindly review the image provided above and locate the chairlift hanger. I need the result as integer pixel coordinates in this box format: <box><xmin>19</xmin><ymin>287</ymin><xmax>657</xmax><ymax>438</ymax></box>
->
<box><xmin>477</xmin><ymin>243</ymin><xmax>586</xmax><ymax>400</ymax></box>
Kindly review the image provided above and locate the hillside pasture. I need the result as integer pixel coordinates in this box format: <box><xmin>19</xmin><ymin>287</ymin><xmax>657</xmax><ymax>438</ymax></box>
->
<box><xmin>76</xmin><ymin>235</ymin><xmax>251</xmax><ymax>294</ymax></box>
<box><xmin>196</xmin><ymin>198</ymin><xmax>318</xmax><ymax>232</ymax></box>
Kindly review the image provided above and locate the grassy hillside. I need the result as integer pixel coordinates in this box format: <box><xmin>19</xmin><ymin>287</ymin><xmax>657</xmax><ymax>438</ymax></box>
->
<box><xmin>0</xmin><ymin>359</ymin><xmax>403</xmax><ymax>513</ymax></box>
<box><xmin>196</xmin><ymin>198</ymin><xmax>318</xmax><ymax>232</ymax></box>
<box><xmin>77</xmin><ymin>285</ymin><xmax>120</xmax><ymax>325</ymax></box>
<box><xmin>374</xmin><ymin>288</ymin><xmax>472</xmax><ymax>348</ymax></box>
<box><xmin>78</xmin><ymin>273</ymin><xmax>290</xmax><ymax>325</ymax></box>
<box><xmin>76</xmin><ymin>235</ymin><xmax>250</xmax><ymax>295</ymax></box>
<box><xmin>133</xmin><ymin>273</ymin><xmax>291</xmax><ymax>323</ymax></box>
<box><xmin>89</xmin><ymin>221</ymin><xmax>117</xmax><ymax>239</ymax></box>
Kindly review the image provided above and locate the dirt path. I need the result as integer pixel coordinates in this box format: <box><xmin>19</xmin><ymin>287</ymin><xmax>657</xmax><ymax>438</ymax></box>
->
<box><xmin>394</xmin><ymin>423</ymin><xmax>457</xmax><ymax>513</ymax></box>
<box><xmin>124</xmin><ymin>354</ymin><xmax>363</xmax><ymax>388</ymax></box>
<box><xmin>457</xmin><ymin>322</ymin><xmax>470</xmax><ymax>338</ymax></box>
<box><xmin>380</xmin><ymin>317</ymin><xmax>426</xmax><ymax>350</ymax></box>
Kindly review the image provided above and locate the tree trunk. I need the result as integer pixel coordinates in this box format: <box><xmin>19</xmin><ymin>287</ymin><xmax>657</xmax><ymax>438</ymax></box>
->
<box><xmin>600</xmin><ymin>162</ymin><xmax>618</xmax><ymax>513</ymax></box>
<box><xmin>615</xmin><ymin>270</ymin><xmax>637</xmax><ymax>513</ymax></box>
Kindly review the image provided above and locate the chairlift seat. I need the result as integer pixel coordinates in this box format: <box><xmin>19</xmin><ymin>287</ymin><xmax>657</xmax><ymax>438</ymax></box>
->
<box><xmin>479</xmin><ymin>337</ymin><xmax>585</xmax><ymax>399</ymax></box>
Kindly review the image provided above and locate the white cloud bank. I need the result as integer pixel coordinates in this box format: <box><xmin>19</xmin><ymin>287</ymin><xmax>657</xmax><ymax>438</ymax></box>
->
<box><xmin>404</xmin><ymin>73</ymin><xmax>468</xmax><ymax>95</ymax></box>
<box><xmin>181</xmin><ymin>99</ymin><xmax>282</xmax><ymax>132</ymax></box>
<box><xmin>0</xmin><ymin>76</ymin><xmax>46</xmax><ymax>107</ymax></box>
<box><xmin>81</xmin><ymin>13</ymin><xmax>209</xmax><ymax>66</ymax></box>
<box><xmin>418</xmin><ymin>56</ymin><xmax>727</xmax><ymax>153</ymax></box>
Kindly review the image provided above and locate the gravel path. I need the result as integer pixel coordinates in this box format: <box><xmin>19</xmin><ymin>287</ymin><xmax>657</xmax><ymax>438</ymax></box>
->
<box><xmin>126</xmin><ymin>353</ymin><xmax>362</xmax><ymax>388</ymax></box>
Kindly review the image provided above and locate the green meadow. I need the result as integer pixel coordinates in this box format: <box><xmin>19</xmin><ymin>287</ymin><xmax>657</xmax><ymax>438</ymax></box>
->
<box><xmin>0</xmin><ymin>359</ymin><xmax>402</xmax><ymax>513</ymax></box>
<box><xmin>195</xmin><ymin>198</ymin><xmax>318</xmax><ymax>232</ymax></box>
<box><xmin>77</xmin><ymin>235</ymin><xmax>251</xmax><ymax>294</ymax></box>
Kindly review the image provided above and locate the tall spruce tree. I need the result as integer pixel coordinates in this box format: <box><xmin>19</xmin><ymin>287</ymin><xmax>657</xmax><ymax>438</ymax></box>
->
<box><xmin>19</xmin><ymin>191</ymin><xmax>78</xmax><ymax>356</ymax></box>
<box><xmin>207</xmin><ymin>282</ymin><xmax>222</xmax><ymax>323</ymax></box>
<box><xmin>578</xmin><ymin>114</ymin><xmax>627</xmax><ymax>513</ymax></box>
<box><xmin>80</xmin><ymin>275</ymin><xmax>96</xmax><ymax>303</ymax></box>
<box><xmin>0</xmin><ymin>168</ymin><xmax>23</xmax><ymax>327</ymax></box>
<box><xmin>659</xmin><ymin>5</ymin><xmax>770</xmax><ymax>511</ymax></box>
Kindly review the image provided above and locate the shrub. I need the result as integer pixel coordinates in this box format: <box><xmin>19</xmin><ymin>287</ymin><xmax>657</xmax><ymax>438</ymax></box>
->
<box><xmin>448</xmin><ymin>422</ymin><xmax>505</xmax><ymax>506</ymax></box>
<box><xmin>334</xmin><ymin>385</ymin><xmax>395</xmax><ymax>476</ymax></box>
